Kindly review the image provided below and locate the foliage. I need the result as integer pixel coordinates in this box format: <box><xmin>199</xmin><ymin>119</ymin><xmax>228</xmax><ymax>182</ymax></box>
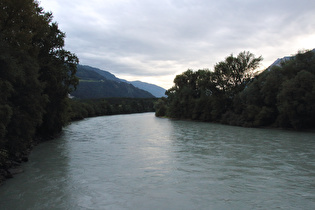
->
<box><xmin>0</xmin><ymin>0</ymin><xmax>78</xmax><ymax>166</ymax></box>
<box><xmin>156</xmin><ymin>50</ymin><xmax>315</xmax><ymax>130</ymax></box>
<box><xmin>162</xmin><ymin>51</ymin><xmax>262</xmax><ymax>120</ymax></box>
<box><xmin>154</xmin><ymin>98</ymin><xmax>168</xmax><ymax>117</ymax></box>
<box><xmin>69</xmin><ymin>98</ymin><xmax>157</xmax><ymax>121</ymax></box>
<box><xmin>213</xmin><ymin>51</ymin><xmax>263</xmax><ymax>97</ymax></box>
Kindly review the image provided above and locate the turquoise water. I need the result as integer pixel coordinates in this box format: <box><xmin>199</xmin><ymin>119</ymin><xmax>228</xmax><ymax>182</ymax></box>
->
<box><xmin>1</xmin><ymin>113</ymin><xmax>314</xmax><ymax>209</ymax></box>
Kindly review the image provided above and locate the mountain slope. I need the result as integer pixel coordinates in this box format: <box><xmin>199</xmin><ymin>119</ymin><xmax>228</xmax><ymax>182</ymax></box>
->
<box><xmin>268</xmin><ymin>49</ymin><xmax>315</xmax><ymax>69</ymax></box>
<box><xmin>268</xmin><ymin>56</ymin><xmax>292</xmax><ymax>68</ymax></box>
<box><xmin>79</xmin><ymin>65</ymin><xmax>167</xmax><ymax>97</ymax></box>
<box><xmin>78</xmin><ymin>65</ymin><xmax>121</xmax><ymax>82</ymax></box>
<box><xmin>130</xmin><ymin>81</ymin><xmax>166</xmax><ymax>97</ymax></box>
<box><xmin>72</xmin><ymin>66</ymin><xmax>154</xmax><ymax>99</ymax></box>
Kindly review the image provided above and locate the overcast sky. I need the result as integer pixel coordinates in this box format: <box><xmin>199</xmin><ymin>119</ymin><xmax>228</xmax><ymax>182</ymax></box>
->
<box><xmin>39</xmin><ymin>0</ymin><xmax>315</xmax><ymax>89</ymax></box>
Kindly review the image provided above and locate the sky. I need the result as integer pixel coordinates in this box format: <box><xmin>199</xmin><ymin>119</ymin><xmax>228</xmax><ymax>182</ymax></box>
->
<box><xmin>39</xmin><ymin>0</ymin><xmax>315</xmax><ymax>89</ymax></box>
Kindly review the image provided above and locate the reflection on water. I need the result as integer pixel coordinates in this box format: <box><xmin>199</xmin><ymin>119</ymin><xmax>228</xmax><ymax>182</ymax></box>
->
<box><xmin>0</xmin><ymin>113</ymin><xmax>315</xmax><ymax>209</ymax></box>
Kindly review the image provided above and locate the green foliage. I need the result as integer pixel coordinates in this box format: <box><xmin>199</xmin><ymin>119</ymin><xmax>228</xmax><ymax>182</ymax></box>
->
<box><xmin>69</xmin><ymin>98</ymin><xmax>157</xmax><ymax>121</ymax></box>
<box><xmin>164</xmin><ymin>51</ymin><xmax>262</xmax><ymax>121</ymax></box>
<box><xmin>159</xmin><ymin>50</ymin><xmax>315</xmax><ymax>130</ymax></box>
<box><xmin>0</xmin><ymin>0</ymin><xmax>78</xmax><ymax>166</ymax></box>
<box><xmin>277</xmin><ymin>70</ymin><xmax>315</xmax><ymax>129</ymax></box>
<box><xmin>154</xmin><ymin>98</ymin><xmax>168</xmax><ymax>117</ymax></box>
<box><xmin>213</xmin><ymin>51</ymin><xmax>263</xmax><ymax>97</ymax></box>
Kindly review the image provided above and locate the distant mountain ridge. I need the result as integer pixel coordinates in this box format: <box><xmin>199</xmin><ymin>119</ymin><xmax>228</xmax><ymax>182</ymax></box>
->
<box><xmin>129</xmin><ymin>81</ymin><xmax>167</xmax><ymax>98</ymax></box>
<box><xmin>268</xmin><ymin>56</ymin><xmax>292</xmax><ymax>68</ymax></box>
<box><xmin>268</xmin><ymin>48</ymin><xmax>315</xmax><ymax>69</ymax></box>
<box><xmin>71</xmin><ymin>65</ymin><xmax>155</xmax><ymax>99</ymax></box>
<box><xmin>80</xmin><ymin>65</ymin><xmax>121</xmax><ymax>82</ymax></box>
<box><xmin>78</xmin><ymin>65</ymin><xmax>166</xmax><ymax>97</ymax></box>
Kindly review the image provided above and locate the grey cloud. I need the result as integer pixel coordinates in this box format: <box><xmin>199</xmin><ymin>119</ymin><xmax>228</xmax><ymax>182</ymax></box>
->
<box><xmin>41</xmin><ymin>0</ymin><xmax>315</xmax><ymax>88</ymax></box>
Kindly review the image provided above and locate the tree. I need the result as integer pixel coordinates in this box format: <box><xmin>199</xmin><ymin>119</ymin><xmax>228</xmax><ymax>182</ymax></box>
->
<box><xmin>159</xmin><ymin>50</ymin><xmax>315</xmax><ymax>130</ymax></box>
<box><xmin>277</xmin><ymin>70</ymin><xmax>315</xmax><ymax>129</ymax></box>
<box><xmin>163</xmin><ymin>51</ymin><xmax>263</xmax><ymax>122</ymax></box>
<box><xmin>213</xmin><ymin>51</ymin><xmax>263</xmax><ymax>97</ymax></box>
<box><xmin>154</xmin><ymin>98</ymin><xmax>168</xmax><ymax>117</ymax></box>
<box><xmin>166</xmin><ymin>70</ymin><xmax>198</xmax><ymax>119</ymax></box>
<box><xmin>1</xmin><ymin>0</ymin><xmax>49</xmax><ymax>153</ymax></box>
<box><xmin>0</xmin><ymin>0</ymin><xmax>78</xmax><ymax>164</ymax></box>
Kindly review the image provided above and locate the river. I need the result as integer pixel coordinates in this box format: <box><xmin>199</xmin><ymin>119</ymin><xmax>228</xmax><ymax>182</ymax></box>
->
<box><xmin>0</xmin><ymin>113</ymin><xmax>314</xmax><ymax>209</ymax></box>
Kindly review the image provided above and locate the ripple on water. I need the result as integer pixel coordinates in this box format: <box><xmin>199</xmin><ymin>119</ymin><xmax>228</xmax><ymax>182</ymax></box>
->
<box><xmin>0</xmin><ymin>113</ymin><xmax>315</xmax><ymax>210</ymax></box>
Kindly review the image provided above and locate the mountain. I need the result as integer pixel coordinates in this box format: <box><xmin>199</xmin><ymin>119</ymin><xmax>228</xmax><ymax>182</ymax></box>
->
<box><xmin>79</xmin><ymin>65</ymin><xmax>167</xmax><ymax>97</ymax></box>
<box><xmin>268</xmin><ymin>56</ymin><xmax>292</xmax><ymax>68</ymax></box>
<box><xmin>130</xmin><ymin>81</ymin><xmax>166</xmax><ymax>98</ymax></box>
<box><xmin>268</xmin><ymin>49</ymin><xmax>315</xmax><ymax>69</ymax></box>
<box><xmin>78</xmin><ymin>65</ymin><xmax>121</xmax><ymax>82</ymax></box>
<box><xmin>72</xmin><ymin>66</ymin><xmax>155</xmax><ymax>99</ymax></box>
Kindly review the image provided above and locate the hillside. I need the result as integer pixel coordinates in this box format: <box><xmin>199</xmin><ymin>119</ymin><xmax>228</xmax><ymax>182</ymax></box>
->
<box><xmin>130</xmin><ymin>81</ymin><xmax>166</xmax><ymax>98</ymax></box>
<box><xmin>71</xmin><ymin>66</ymin><xmax>155</xmax><ymax>99</ymax></box>
<box><xmin>78</xmin><ymin>65</ymin><xmax>167</xmax><ymax>97</ymax></box>
<box><xmin>78</xmin><ymin>65</ymin><xmax>121</xmax><ymax>82</ymax></box>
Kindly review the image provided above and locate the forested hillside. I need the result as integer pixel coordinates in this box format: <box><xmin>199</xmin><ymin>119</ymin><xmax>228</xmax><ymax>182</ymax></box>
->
<box><xmin>0</xmin><ymin>0</ymin><xmax>78</xmax><ymax>179</ymax></box>
<box><xmin>77</xmin><ymin>65</ymin><xmax>167</xmax><ymax>97</ymax></box>
<box><xmin>72</xmin><ymin>65</ymin><xmax>155</xmax><ymax>99</ymax></box>
<box><xmin>130</xmin><ymin>81</ymin><xmax>167</xmax><ymax>98</ymax></box>
<box><xmin>155</xmin><ymin>50</ymin><xmax>315</xmax><ymax>130</ymax></box>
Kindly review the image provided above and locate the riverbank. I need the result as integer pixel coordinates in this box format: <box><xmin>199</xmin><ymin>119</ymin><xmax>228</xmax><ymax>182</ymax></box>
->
<box><xmin>0</xmin><ymin>149</ymin><xmax>31</xmax><ymax>185</ymax></box>
<box><xmin>157</xmin><ymin>115</ymin><xmax>315</xmax><ymax>133</ymax></box>
<box><xmin>0</xmin><ymin>108</ymin><xmax>156</xmax><ymax>186</ymax></box>
<box><xmin>0</xmin><ymin>135</ymin><xmax>55</xmax><ymax>185</ymax></box>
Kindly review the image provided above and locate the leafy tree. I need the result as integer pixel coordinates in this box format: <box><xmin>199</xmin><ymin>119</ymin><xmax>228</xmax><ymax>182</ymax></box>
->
<box><xmin>277</xmin><ymin>70</ymin><xmax>315</xmax><ymax>129</ymax></box>
<box><xmin>154</xmin><ymin>98</ymin><xmax>168</xmax><ymax>117</ymax></box>
<box><xmin>1</xmin><ymin>0</ymin><xmax>48</xmax><ymax>153</ymax></box>
<box><xmin>164</xmin><ymin>51</ymin><xmax>263</xmax><ymax>122</ymax></box>
<box><xmin>34</xmin><ymin>10</ymin><xmax>79</xmax><ymax>136</ymax></box>
<box><xmin>159</xmin><ymin>49</ymin><xmax>315</xmax><ymax>130</ymax></box>
<box><xmin>165</xmin><ymin>70</ymin><xmax>197</xmax><ymax>118</ymax></box>
<box><xmin>213</xmin><ymin>51</ymin><xmax>263</xmax><ymax>97</ymax></box>
<box><xmin>0</xmin><ymin>0</ymin><xmax>78</xmax><ymax>166</ymax></box>
<box><xmin>37</xmin><ymin>48</ymin><xmax>79</xmax><ymax>136</ymax></box>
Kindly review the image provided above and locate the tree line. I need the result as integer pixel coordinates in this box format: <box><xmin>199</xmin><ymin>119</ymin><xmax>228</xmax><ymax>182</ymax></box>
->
<box><xmin>155</xmin><ymin>50</ymin><xmax>315</xmax><ymax>130</ymax></box>
<box><xmin>0</xmin><ymin>0</ymin><xmax>78</xmax><ymax>174</ymax></box>
<box><xmin>70</xmin><ymin>98</ymin><xmax>157</xmax><ymax>121</ymax></box>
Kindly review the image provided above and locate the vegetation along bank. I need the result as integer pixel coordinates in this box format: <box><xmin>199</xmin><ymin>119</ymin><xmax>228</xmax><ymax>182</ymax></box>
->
<box><xmin>155</xmin><ymin>50</ymin><xmax>315</xmax><ymax>130</ymax></box>
<box><xmin>0</xmin><ymin>0</ymin><xmax>156</xmax><ymax>183</ymax></box>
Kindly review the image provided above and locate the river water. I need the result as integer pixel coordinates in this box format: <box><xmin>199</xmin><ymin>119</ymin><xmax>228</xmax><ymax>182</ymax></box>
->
<box><xmin>0</xmin><ymin>113</ymin><xmax>315</xmax><ymax>209</ymax></box>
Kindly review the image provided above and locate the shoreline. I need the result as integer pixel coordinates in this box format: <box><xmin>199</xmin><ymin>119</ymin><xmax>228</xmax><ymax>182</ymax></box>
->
<box><xmin>0</xmin><ymin>112</ymin><xmax>155</xmax><ymax>186</ymax></box>
<box><xmin>157</xmin><ymin>115</ymin><xmax>315</xmax><ymax>133</ymax></box>
<box><xmin>0</xmin><ymin>149</ymin><xmax>31</xmax><ymax>185</ymax></box>
<box><xmin>0</xmin><ymin>135</ymin><xmax>58</xmax><ymax>186</ymax></box>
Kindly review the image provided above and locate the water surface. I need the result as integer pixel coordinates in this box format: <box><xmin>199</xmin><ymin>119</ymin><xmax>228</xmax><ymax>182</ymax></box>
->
<box><xmin>1</xmin><ymin>113</ymin><xmax>314</xmax><ymax>209</ymax></box>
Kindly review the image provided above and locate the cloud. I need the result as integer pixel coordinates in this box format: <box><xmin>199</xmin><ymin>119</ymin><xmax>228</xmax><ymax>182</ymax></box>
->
<box><xmin>40</xmin><ymin>0</ymin><xmax>315</xmax><ymax>88</ymax></box>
